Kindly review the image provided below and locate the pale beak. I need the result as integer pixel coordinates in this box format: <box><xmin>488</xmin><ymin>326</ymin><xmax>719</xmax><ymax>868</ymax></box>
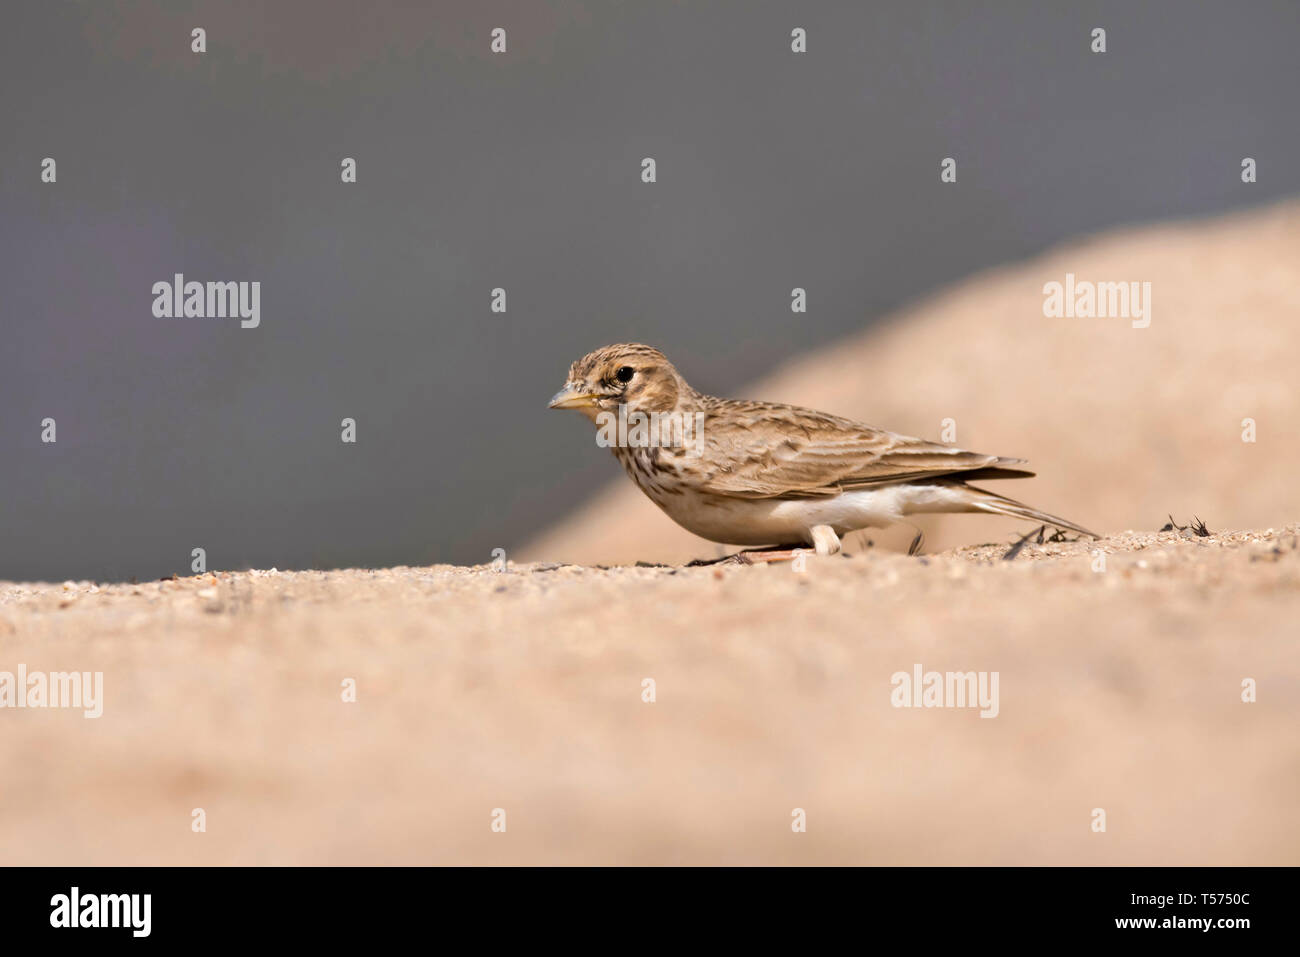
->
<box><xmin>548</xmin><ymin>385</ymin><xmax>601</xmax><ymax>410</ymax></box>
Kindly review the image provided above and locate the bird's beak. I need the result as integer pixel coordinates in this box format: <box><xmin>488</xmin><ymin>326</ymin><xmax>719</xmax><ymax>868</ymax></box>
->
<box><xmin>548</xmin><ymin>385</ymin><xmax>600</xmax><ymax>410</ymax></box>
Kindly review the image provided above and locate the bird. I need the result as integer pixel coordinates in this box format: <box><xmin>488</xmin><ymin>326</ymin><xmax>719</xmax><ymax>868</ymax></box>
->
<box><xmin>548</xmin><ymin>343</ymin><xmax>1097</xmax><ymax>563</ymax></box>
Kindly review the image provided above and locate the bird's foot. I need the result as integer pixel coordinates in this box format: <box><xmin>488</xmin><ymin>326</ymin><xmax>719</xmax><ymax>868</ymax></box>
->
<box><xmin>810</xmin><ymin>524</ymin><xmax>842</xmax><ymax>557</ymax></box>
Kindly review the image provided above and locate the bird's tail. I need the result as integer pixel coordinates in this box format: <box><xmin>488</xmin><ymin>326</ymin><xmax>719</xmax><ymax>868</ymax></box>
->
<box><xmin>953</xmin><ymin>483</ymin><xmax>1099</xmax><ymax>539</ymax></box>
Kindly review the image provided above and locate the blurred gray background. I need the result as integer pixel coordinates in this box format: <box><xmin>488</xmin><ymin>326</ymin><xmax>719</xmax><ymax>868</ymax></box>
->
<box><xmin>2</xmin><ymin>0</ymin><xmax>1297</xmax><ymax>580</ymax></box>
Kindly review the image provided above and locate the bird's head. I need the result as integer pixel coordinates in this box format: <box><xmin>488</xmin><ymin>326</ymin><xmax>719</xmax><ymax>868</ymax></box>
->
<box><xmin>548</xmin><ymin>343</ymin><xmax>687</xmax><ymax>421</ymax></box>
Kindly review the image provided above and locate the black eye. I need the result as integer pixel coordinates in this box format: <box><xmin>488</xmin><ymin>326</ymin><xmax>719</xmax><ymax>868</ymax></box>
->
<box><xmin>615</xmin><ymin>366</ymin><xmax>635</xmax><ymax>383</ymax></box>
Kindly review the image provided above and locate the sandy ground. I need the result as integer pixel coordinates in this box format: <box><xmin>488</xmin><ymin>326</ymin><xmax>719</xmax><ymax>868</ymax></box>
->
<box><xmin>2</xmin><ymin>523</ymin><xmax>1296</xmax><ymax>865</ymax></box>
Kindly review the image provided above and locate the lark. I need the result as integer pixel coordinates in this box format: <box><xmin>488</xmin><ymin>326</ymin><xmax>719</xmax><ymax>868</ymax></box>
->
<box><xmin>549</xmin><ymin>343</ymin><xmax>1097</xmax><ymax>562</ymax></box>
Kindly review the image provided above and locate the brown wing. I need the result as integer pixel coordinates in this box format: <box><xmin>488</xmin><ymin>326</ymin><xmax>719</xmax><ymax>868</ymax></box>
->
<box><xmin>691</xmin><ymin>399</ymin><xmax>1033</xmax><ymax>499</ymax></box>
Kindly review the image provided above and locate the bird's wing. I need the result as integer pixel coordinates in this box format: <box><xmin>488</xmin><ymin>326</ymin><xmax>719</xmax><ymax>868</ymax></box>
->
<box><xmin>690</xmin><ymin>401</ymin><xmax>1032</xmax><ymax>499</ymax></box>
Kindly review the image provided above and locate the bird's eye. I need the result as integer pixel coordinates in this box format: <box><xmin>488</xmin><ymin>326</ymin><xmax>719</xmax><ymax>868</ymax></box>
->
<box><xmin>615</xmin><ymin>366</ymin><xmax>635</xmax><ymax>383</ymax></box>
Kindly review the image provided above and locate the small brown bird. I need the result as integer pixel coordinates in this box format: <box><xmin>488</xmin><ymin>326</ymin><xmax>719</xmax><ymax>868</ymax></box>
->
<box><xmin>549</xmin><ymin>343</ymin><xmax>1097</xmax><ymax>561</ymax></box>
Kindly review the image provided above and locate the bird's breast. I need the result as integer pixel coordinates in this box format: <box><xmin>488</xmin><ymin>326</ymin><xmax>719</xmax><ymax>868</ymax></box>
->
<box><xmin>612</xmin><ymin>446</ymin><xmax>679</xmax><ymax>503</ymax></box>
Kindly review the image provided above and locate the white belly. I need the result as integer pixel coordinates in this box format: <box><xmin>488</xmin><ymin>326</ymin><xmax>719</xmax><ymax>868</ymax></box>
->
<box><xmin>649</xmin><ymin>484</ymin><xmax>974</xmax><ymax>547</ymax></box>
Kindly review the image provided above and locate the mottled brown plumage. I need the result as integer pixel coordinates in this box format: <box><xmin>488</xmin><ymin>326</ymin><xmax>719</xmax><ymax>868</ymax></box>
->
<box><xmin>550</xmin><ymin>344</ymin><xmax>1096</xmax><ymax>558</ymax></box>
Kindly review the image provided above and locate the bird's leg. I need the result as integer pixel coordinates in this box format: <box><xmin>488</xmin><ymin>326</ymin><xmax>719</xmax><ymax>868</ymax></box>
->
<box><xmin>736</xmin><ymin>544</ymin><xmax>811</xmax><ymax>564</ymax></box>
<box><xmin>687</xmin><ymin>543</ymin><xmax>807</xmax><ymax>566</ymax></box>
<box><xmin>810</xmin><ymin>524</ymin><xmax>841</xmax><ymax>556</ymax></box>
<box><xmin>685</xmin><ymin>552</ymin><xmax>734</xmax><ymax>567</ymax></box>
<box><xmin>687</xmin><ymin>527</ymin><xmax>841</xmax><ymax>566</ymax></box>
<box><xmin>722</xmin><ymin>528</ymin><xmax>840</xmax><ymax>565</ymax></box>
